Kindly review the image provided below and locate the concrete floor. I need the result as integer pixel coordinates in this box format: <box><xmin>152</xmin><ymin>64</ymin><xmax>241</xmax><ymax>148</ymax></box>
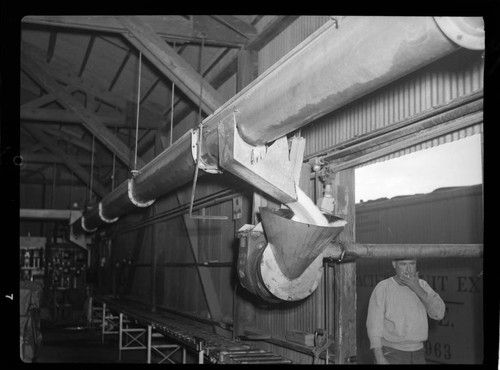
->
<box><xmin>34</xmin><ymin>321</ymin><xmax>149</xmax><ymax>364</ymax></box>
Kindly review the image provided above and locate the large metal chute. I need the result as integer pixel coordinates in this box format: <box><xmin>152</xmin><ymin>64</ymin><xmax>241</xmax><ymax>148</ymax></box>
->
<box><xmin>260</xmin><ymin>208</ymin><xmax>345</xmax><ymax>280</ymax></box>
<box><xmin>236</xmin><ymin>207</ymin><xmax>346</xmax><ymax>303</ymax></box>
<box><xmin>69</xmin><ymin>17</ymin><xmax>484</xmax><ymax>302</ymax></box>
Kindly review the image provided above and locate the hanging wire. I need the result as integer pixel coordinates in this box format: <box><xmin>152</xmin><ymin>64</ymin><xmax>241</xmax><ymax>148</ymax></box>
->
<box><xmin>111</xmin><ymin>127</ymin><xmax>117</xmax><ymax>190</ymax></box>
<box><xmin>69</xmin><ymin>171</ymin><xmax>73</xmax><ymax>219</ymax></box>
<box><xmin>170</xmin><ymin>82</ymin><xmax>175</xmax><ymax>146</ymax></box>
<box><xmin>89</xmin><ymin>134</ymin><xmax>95</xmax><ymax>201</ymax></box>
<box><xmin>188</xmin><ymin>34</ymin><xmax>206</xmax><ymax>219</ymax></box>
<box><xmin>133</xmin><ymin>51</ymin><xmax>142</xmax><ymax>173</ymax></box>
<box><xmin>196</xmin><ymin>35</ymin><xmax>205</xmax><ymax>127</ymax></box>
<box><xmin>170</xmin><ymin>42</ymin><xmax>176</xmax><ymax>147</ymax></box>
<box><xmin>188</xmin><ymin>34</ymin><xmax>226</xmax><ymax>221</ymax></box>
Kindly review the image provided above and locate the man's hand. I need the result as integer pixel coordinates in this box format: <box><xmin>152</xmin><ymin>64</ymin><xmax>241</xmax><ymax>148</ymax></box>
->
<box><xmin>373</xmin><ymin>347</ymin><xmax>390</xmax><ymax>364</ymax></box>
<box><xmin>395</xmin><ymin>272</ymin><xmax>428</xmax><ymax>300</ymax></box>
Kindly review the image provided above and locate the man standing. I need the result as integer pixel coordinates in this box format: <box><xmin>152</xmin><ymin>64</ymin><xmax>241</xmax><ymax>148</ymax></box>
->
<box><xmin>366</xmin><ymin>258</ymin><xmax>445</xmax><ymax>364</ymax></box>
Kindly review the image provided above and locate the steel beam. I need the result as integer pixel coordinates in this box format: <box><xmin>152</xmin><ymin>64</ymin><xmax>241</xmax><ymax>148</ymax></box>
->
<box><xmin>20</xmin><ymin>208</ymin><xmax>81</xmax><ymax>221</ymax></box>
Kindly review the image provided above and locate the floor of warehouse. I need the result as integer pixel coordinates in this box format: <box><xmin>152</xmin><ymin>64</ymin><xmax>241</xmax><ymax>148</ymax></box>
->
<box><xmin>32</xmin><ymin>320</ymin><xmax>153</xmax><ymax>364</ymax></box>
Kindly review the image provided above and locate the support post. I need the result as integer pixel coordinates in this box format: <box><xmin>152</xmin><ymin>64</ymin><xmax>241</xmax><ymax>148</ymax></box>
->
<box><xmin>332</xmin><ymin>168</ymin><xmax>357</xmax><ymax>364</ymax></box>
<box><xmin>150</xmin><ymin>203</ymin><xmax>158</xmax><ymax>313</ymax></box>
<box><xmin>233</xmin><ymin>48</ymin><xmax>259</xmax><ymax>338</ymax></box>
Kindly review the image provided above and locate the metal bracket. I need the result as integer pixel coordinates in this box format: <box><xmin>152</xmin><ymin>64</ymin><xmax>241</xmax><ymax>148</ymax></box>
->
<box><xmin>127</xmin><ymin>178</ymin><xmax>155</xmax><ymax>207</ymax></box>
<box><xmin>218</xmin><ymin>112</ymin><xmax>305</xmax><ymax>205</ymax></box>
<box><xmin>189</xmin><ymin>123</ymin><xmax>227</xmax><ymax>220</ymax></box>
<box><xmin>98</xmin><ymin>202</ymin><xmax>119</xmax><ymax>224</ymax></box>
<box><xmin>191</xmin><ymin>129</ymin><xmax>221</xmax><ymax>175</ymax></box>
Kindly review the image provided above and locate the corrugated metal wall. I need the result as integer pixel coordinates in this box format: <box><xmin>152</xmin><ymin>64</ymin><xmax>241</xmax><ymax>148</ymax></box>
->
<box><xmin>252</xmin><ymin>284</ymin><xmax>328</xmax><ymax>363</ymax></box>
<box><xmin>258</xmin><ymin>16</ymin><xmax>484</xmax><ymax>167</ymax></box>
<box><xmin>258</xmin><ymin>16</ymin><xmax>333</xmax><ymax>74</ymax></box>
<box><xmin>301</xmin><ymin>48</ymin><xmax>484</xmax><ymax>164</ymax></box>
<box><xmin>109</xmin><ymin>176</ymin><xmax>243</xmax><ymax>325</ymax></box>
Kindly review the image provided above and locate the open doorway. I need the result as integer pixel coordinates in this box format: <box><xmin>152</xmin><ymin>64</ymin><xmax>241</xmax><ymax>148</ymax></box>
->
<box><xmin>356</xmin><ymin>134</ymin><xmax>482</xmax><ymax>204</ymax></box>
<box><xmin>354</xmin><ymin>134</ymin><xmax>483</xmax><ymax>364</ymax></box>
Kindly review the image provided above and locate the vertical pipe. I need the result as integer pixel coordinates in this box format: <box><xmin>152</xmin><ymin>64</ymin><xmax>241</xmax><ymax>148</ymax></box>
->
<box><xmin>325</xmin><ymin>263</ymin><xmax>330</xmax><ymax>364</ymax></box>
<box><xmin>119</xmin><ymin>313</ymin><xmax>123</xmax><ymax>360</ymax></box>
<box><xmin>51</xmin><ymin>163</ymin><xmax>56</xmax><ymax>209</ymax></box>
<box><xmin>147</xmin><ymin>325</ymin><xmax>152</xmax><ymax>363</ymax></box>
<box><xmin>102</xmin><ymin>302</ymin><xmax>106</xmax><ymax>344</ymax></box>
<box><xmin>150</xmin><ymin>204</ymin><xmax>158</xmax><ymax>313</ymax></box>
<box><xmin>332</xmin><ymin>169</ymin><xmax>356</xmax><ymax>363</ymax></box>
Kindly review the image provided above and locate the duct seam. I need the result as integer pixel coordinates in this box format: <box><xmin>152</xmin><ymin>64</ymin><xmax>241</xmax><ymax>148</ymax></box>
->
<box><xmin>98</xmin><ymin>201</ymin><xmax>119</xmax><ymax>223</ymax></box>
<box><xmin>127</xmin><ymin>178</ymin><xmax>155</xmax><ymax>207</ymax></box>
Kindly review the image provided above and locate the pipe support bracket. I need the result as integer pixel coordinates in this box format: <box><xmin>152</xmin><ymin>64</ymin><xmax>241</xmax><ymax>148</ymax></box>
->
<box><xmin>98</xmin><ymin>202</ymin><xmax>119</xmax><ymax>223</ymax></box>
<box><xmin>218</xmin><ymin>112</ymin><xmax>305</xmax><ymax>205</ymax></box>
<box><xmin>81</xmin><ymin>216</ymin><xmax>97</xmax><ymax>233</ymax></box>
<box><xmin>127</xmin><ymin>178</ymin><xmax>156</xmax><ymax>207</ymax></box>
<box><xmin>191</xmin><ymin>128</ymin><xmax>222</xmax><ymax>174</ymax></box>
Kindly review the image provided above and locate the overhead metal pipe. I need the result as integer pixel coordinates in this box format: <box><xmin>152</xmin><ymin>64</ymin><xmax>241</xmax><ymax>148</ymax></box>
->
<box><xmin>71</xmin><ymin>16</ymin><xmax>484</xmax><ymax>234</ymax></box>
<box><xmin>73</xmin><ymin>130</ymin><xmax>199</xmax><ymax>233</ymax></box>
<box><xmin>200</xmin><ymin>16</ymin><xmax>484</xmax><ymax>149</ymax></box>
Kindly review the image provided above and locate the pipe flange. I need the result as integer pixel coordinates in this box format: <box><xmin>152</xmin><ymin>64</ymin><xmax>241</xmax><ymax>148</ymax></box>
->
<box><xmin>98</xmin><ymin>202</ymin><xmax>119</xmax><ymax>224</ymax></box>
<box><xmin>81</xmin><ymin>216</ymin><xmax>97</xmax><ymax>233</ymax></box>
<box><xmin>434</xmin><ymin>17</ymin><xmax>485</xmax><ymax>50</ymax></box>
<box><xmin>127</xmin><ymin>179</ymin><xmax>155</xmax><ymax>207</ymax></box>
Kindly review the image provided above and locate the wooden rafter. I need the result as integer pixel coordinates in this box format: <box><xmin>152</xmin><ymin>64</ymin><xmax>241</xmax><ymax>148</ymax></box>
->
<box><xmin>42</xmin><ymin>126</ymin><xmax>93</xmax><ymax>152</ymax></box>
<box><xmin>22</xmin><ymin>15</ymin><xmax>250</xmax><ymax>47</ymax></box>
<box><xmin>47</xmin><ymin>31</ymin><xmax>58</xmax><ymax>63</ymax></box>
<box><xmin>137</xmin><ymin>47</ymin><xmax>239</xmax><ymax>154</ymax></box>
<box><xmin>200</xmin><ymin>16</ymin><xmax>300</xmax><ymax>89</ymax></box>
<box><xmin>136</xmin><ymin>17</ymin><xmax>296</xmax><ymax>155</ymax></box>
<box><xmin>107</xmin><ymin>49</ymin><xmax>132</xmax><ymax>92</ymax></box>
<box><xmin>20</xmin><ymin>107</ymin><xmax>159</xmax><ymax>129</ymax></box>
<box><xmin>21</xmin><ymin>152</ymin><xmax>111</xmax><ymax>166</ymax></box>
<box><xmin>78</xmin><ymin>35</ymin><xmax>96</xmax><ymax>77</ymax></box>
<box><xmin>21</xmin><ymin>42</ymin><xmax>165</xmax><ymax>125</ymax></box>
<box><xmin>246</xmin><ymin>15</ymin><xmax>300</xmax><ymax>50</ymax></box>
<box><xmin>21</xmin><ymin>53</ymin><xmax>146</xmax><ymax>169</ymax></box>
<box><xmin>210</xmin><ymin>15</ymin><xmax>257</xmax><ymax>39</ymax></box>
<box><xmin>140</xmin><ymin>77</ymin><xmax>160</xmax><ymax>104</ymax></box>
<box><xmin>117</xmin><ymin>16</ymin><xmax>226</xmax><ymax>116</ymax></box>
<box><xmin>22</xmin><ymin>142</ymin><xmax>46</xmax><ymax>155</ymax></box>
<box><xmin>20</xmin><ymin>86</ymin><xmax>78</xmax><ymax>109</ymax></box>
<box><xmin>25</xmin><ymin>125</ymin><xmax>108</xmax><ymax>198</ymax></box>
